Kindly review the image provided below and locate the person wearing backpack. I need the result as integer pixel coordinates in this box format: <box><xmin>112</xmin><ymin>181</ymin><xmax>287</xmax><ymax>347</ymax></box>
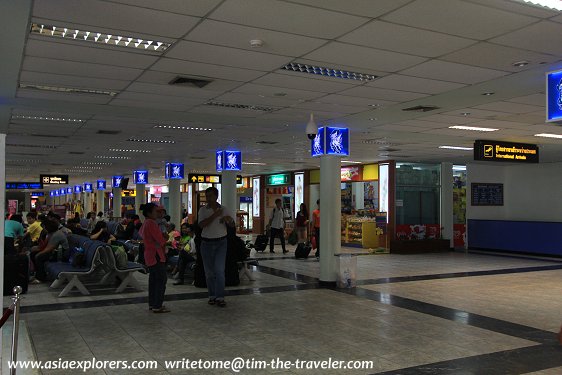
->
<box><xmin>268</xmin><ymin>199</ymin><xmax>287</xmax><ymax>254</ymax></box>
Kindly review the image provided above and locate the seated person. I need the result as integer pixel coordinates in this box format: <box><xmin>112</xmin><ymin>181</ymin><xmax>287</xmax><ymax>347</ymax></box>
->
<box><xmin>115</xmin><ymin>216</ymin><xmax>135</xmax><ymax>241</ymax></box>
<box><xmin>5</xmin><ymin>214</ymin><xmax>24</xmax><ymax>255</ymax></box>
<box><xmin>25</xmin><ymin>212</ymin><xmax>43</xmax><ymax>246</ymax></box>
<box><xmin>66</xmin><ymin>217</ymin><xmax>88</xmax><ymax>236</ymax></box>
<box><xmin>90</xmin><ymin>221</ymin><xmax>116</xmax><ymax>244</ymax></box>
<box><xmin>30</xmin><ymin>219</ymin><xmax>69</xmax><ymax>282</ymax></box>
<box><xmin>47</xmin><ymin>212</ymin><xmax>72</xmax><ymax>236</ymax></box>
<box><xmin>173</xmin><ymin>224</ymin><xmax>197</xmax><ymax>285</ymax></box>
<box><xmin>166</xmin><ymin>223</ymin><xmax>180</xmax><ymax>256</ymax></box>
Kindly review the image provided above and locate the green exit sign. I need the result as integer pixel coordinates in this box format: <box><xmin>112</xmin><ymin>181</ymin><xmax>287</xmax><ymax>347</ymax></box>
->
<box><xmin>267</xmin><ymin>174</ymin><xmax>290</xmax><ymax>186</ymax></box>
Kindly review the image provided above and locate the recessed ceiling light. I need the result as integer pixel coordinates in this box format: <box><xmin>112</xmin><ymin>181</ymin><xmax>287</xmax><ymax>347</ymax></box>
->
<box><xmin>369</xmin><ymin>118</ymin><xmax>377</xmax><ymax>121</ymax></box>
<box><xmin>242</xmin><ymin>162</ymin><xmax>267</xmax><ymax>165</ymax></box>
<box><xmin>461</xmin><ymin>112</ymin><xmax>470</xmax><ymax>116</ymax></box>
<box><xmin>482</xmin><ymin>92</ymin><xmax>495</xmax><ymax>96</ymax></box>
<box><xmin>108</xmin><ymin>148</ymin><xmax>152</xmax><ymax>153</ymax></box>
<box><xmin>11</xmin><ymin>114</ymin><xmax>84</xmax><ymax>123</ymax></box>
<box><xmin>449</xmin><ymin>125</ymin><xmax>499</xmax><ymax>132</ymax></box>
<box><xmin>368</xmin><ymin>104</ymin><xmax>381</xmax><ymax>108</ymax></box>
<box><xmin>30</xmin><ymin>23</ymin><xmax>171</xmax><ymax>52</ymax></box>
<box><xmin>127</xmin><ymin>137</ymin><xmax>175</xmax><ymax>144</ymax></box>
<box><xmin>281</xmin><ymin>62</ymin><xmax>378</xmax><ymax>82</ymax></box>
<box><xmin>534</xmin><ymin>133</ymin><xmax>562</xmax><ymax>139</ymax></box>
<box><xmin>513</xmin><ymin>0</ymin><xmax>562</xmax><ymax>11</ymax></box>
<box><xmin>512</xmin><ymin>60</ymin><xmax>529</xmax><ymax>67</ymax></box>
<box><xmin>439</xmin><ymin>145</ymin><xmax>473</xmax><ymax>151</ymax></box>
<box><xmin>19</xmin><ymin>83</ymin><xmax>117</xmax><ymax>96</ymax></box>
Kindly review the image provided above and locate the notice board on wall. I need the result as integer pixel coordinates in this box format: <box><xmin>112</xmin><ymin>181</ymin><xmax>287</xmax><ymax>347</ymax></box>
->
<box><xmin>471</xmin><ymin>183</ymin><xmax>504</xmax><ymax>206</ymax></box>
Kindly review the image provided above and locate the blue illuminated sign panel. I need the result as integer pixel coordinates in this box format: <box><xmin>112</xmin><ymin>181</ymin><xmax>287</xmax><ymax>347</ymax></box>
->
<box><xmin>547</xmin><ymin>70</ymin><xmax>562</xmax><ymax>122</ymax></box>
<box><xmin>54</xmin><ymin>190</ymin><xmax>60</xmax><ymax>197</ymax></box>
<box><xmin>84</xmin><ymin>183</ymin><xmax>93</xmax><ymax>192</ymax></box>
<box><xmin>216</xmin><ymin>150</ymin><xmax>224</xmax><ymax>172</ymax></box>
<box><xmin>134</xmin><ymin>170</ymin><xmax>148</xmax><ymax>184</ymax></box>
<box><xmin>74</xmin><ymin>185</ymin><xmax>82</xmax><ymax>193</ymax></box>
<box><xmin>326</xmin><ymin>127</ymin><xmax>350</xmax><ymax>156</ymax></box>
<box><xmin>112</xmin><ymin>176</ymin><xmax>124</xmax><ymax>188</ymax></box>
<box><xmin>59</xmin><ymin>188</ymin><xmax>66</xmax><ymax>195</ymax></box>
<box><xmin>50</xmin><ymin>191</ymin><xmax>55</xmax><ymax>197</ymax></box>
<box><xmin>165</xmin><ymin>163</ymin><xmax>184</xmax><ymax>179</ymax></box>
<box><xmin>224</xmin><ymin>151</ymin><xmax>242</xmax><ymax>171</ymax></box>
<box><xmin>66</xmin><ymin>187</ymin><xmax>73</xmax><ymax>194</ymax></box>
<box><xmin>97</xmin><ymin>180</ymin><xmax>106</xmax><ymax>190</ymax></box>
<box><xmin>311</xmin><ymin>127</ymin><xmax>325</xmax><ymax>157</ymax></box>
<box><xmin>31</xmin><ymin>192</ymin><xmax>44</xmax><ymax>197</ymax></box>
<box><xmin>6</xmin><ymin>182</ymin><xmax>42</xmax><ymax>190</ymax></box>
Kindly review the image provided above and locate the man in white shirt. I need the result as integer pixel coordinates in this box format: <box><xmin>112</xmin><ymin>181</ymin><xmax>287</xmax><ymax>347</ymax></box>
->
<box><xmin>268</xmin><ymin>199</ymin><xmax>287</xmax><ymax>254</ymax></box>
<box><xmin>198</xmin><ymin>187</ymin><xmax>234</xmax><ymax>307</ymax></box>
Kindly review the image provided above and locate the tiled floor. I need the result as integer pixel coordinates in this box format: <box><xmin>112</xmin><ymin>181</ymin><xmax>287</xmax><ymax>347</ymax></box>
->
<box><xmin>2</xmin><ymin>250</ymin><xmax>562</xmax><ymax>374</ymax></box>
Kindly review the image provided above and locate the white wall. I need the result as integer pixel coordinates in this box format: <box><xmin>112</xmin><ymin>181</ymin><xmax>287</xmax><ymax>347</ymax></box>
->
<box><xmin>467</xmin><ymin>162</ymin><xmax>562</xmax><ymax>222</ymax></box>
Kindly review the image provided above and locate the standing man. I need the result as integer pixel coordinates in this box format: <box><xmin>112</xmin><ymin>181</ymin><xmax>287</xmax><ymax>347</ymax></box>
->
<box><xmin>268</xmin><ymin>199</ymin><xmax>287</xmax><ymax>254</ymax></box>
<box><xmin>198</xmin><ymin>187</ymin><xmax>234</xmax><ymax>307</ymax></box>
<box><xmin>312</xmin><ymin>199</ymin><xmax>320</xmax><ymax>258</ymax></box>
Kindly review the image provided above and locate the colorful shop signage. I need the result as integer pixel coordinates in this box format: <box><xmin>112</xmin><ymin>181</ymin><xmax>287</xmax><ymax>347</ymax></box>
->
<box><xmin>165</xmin><ymin>163</ymin><xmax>184</xmax><ymax>179</ymax></box>
<box><xmin>474</xmin><ymin>140</ymin><xmax>539</xmax><ymax>163</ymax></box>
<box><xmin>546</xmin><ymin>69</ymin><xmax>562</xmax><ymax>122</ymax></box>
<box><xmin>134</xmin><ymin>170</ymin><xmax>148</xmax><ymax>184</ymax></box>
<box><xmin>267</xmin><ymin>173</ymin><xmax>290</xmax><ymax>186</ymax></box>
<box><xmin>40</xmin><ymin>174</ymin><xmax>69</xmax><ymax>186</ymax></box>
<box><xmin>341</xmin><ymin>166</ymin><xmax>363</xmax><ymax>182</ymax></box>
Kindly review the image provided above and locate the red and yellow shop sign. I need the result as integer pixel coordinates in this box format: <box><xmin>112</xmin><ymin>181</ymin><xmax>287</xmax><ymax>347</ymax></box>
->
<box><xmin>341</xmin><ymin>166</ymin><xmax>363</xmax><ymax>181</ymax></box>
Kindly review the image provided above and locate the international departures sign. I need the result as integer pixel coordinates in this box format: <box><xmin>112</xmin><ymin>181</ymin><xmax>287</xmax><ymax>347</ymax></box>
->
<box><xmin>474</xmin><ymin>140</ymin><xmax>539</xmax><ymax>163</ymax></box>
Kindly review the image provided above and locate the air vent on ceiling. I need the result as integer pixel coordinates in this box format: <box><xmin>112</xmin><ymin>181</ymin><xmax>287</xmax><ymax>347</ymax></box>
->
<box><xmin>205</xmin><ymin>101</ymin><xmax>274</xmax><ymax>112</ymax></box>
<box><xmin>50</xmin><ymin>163</ymin><xmax>64</xmax><ymax>166</ymax></box>
<box><xmin>28</xmin><ymin>133</ymin><xmax>68</xmax><ymax>138</ymax></box>
<box><xmin>281</xmin><ymin>62</ymin><xmax>378</xmax><ymax>82</ymax></box>
<box><xmin>69</xmin><ymin>151</ymin><xmax>85</xmax><ymax>154</ymax></box>
<box><xmin>402</xmin><ymin>105</ymin><xmax>440</xmax><ymax>112</ymax></box>
<box><xmin>169</xmin><ymin>76</ymin><xmax>213</xmax><ymax>88</ymax></box>
<box><xmin>256</xmin><ymin>141</ymin><xmax>278</xmax><ymax>145</ymax></box>
<box><xmin>97</xmin><ymin>130</ymin><xmax>121</xmax><ymax>135</ymax></box>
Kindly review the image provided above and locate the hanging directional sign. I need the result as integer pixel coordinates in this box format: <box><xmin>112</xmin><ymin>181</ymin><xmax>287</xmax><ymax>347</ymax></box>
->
<box><xmin>84</xmin><ymin>183</ymin><xmax>93</xmax><ymax>192</ymax></box>
<box><xmin>97</xmin><ymin>180</ymin><xmax>107</xmax><ymax>190</ymax></box>
<box><xmin>311</xmin><ymin>127</ymin><xmax>325</xmax><ymax>157</ymax></box>
<box><xmin>66</xmin><ymin>187</ymin><xmax>73</xmax><ymax>194</ymax></box>
<box><xmin>59</xmin><ymin>188</ymin><xmax>66</xmax><ymax>195</ymax></box>
<box><xmin>216</xmin><ymin>150</ymin><xmax>224</xmax><ymax>172</ymax></box>
<box><xmin>224</xmin><ymin>150</ymin><xmax>242</xmax><ymax>171</ymax></box>
<box><xmin>165</xmin><ymin>163</ymin><xmax>184</xmax><ymax>179</ymax></box>
<box><xmin>74</xmin><ymin>185</ymin><xmax>82</xmax><ymax>193</ymax></box>
<box><xmin>112</xmin><ymin>176</ymin><xmax>123</xmax><ymax>188</ymax></box>
<box><xmin>40</xmin><ymin>174</ymin><xmax>69</xmax><ymax>186</ymax></box>
<box><xmin>134</xmin><ymin>170</ymin><xmax>148</xmax><ymax>184</ymax></box>
<box><xmin>546</xmin><ymin>69</ymin><xmax>562</xmax><ymax>122</ymax></box>
<box><xmin>188</xmin><ymin>173</ymin><xmax>221</xmax><ymax>184</ymax></box>
<box><xmin>54</xmin><ymin>190</ymin><xmax>60</xmax><ymax>197</ymax></box>
<box><xmin>325</xmin><ymin>127</ymin><xmax>350</xmax><ymax>156</ymax></box>
<box><xmin>50</xmin><ymin>191</ymin><xmax>55</xmax><ymax>197</ymax></box>
<box><xmin>6</xmin><ymin>182</ymin><xmax>42</xmax><ymax>190</ymax></box>
<box><xmin>31</xmin><ymin>192</ymin><xmax>44</xmax><ymax>197</ymax></box>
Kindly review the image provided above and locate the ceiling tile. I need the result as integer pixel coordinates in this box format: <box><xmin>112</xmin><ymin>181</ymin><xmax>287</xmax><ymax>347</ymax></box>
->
<box><xmin>114</xmin><ymin>91</ymin><xmax>205</xmax><ymax>106</ymax></box>
<box><xmin>338</xmin><ymin>86</ymin><xmax>429</xmax><ymax>102</ymax></box>
<box><xmin>232</xmin><ymin>83</ymin><xmax>324</xmax><ymax>101</ymax></box>
<box><xmin>209</xmin><ymin>0</ymin><xmax>368</xmax><ymax>39</ymax></box>
<box><xmin>368</xmin><ymin>74</ymin><xmax>465</xmax><ymax>94</ymax></box>
<box><xmin>293</xmin><ymin>101</ymin><xmax>366</xmax><ymax>114</ymax></box>
<box><xmin>185</xmin><ymin>19</ymin><xmax>326</xmax><ymax>57</ymax></box>
<box><xmin>468</xmin><ymin>0</ymin><xmax>558</xmax><ymax>18</ymax></box>
<box><xmin>287</xmin><ymin>0</ymin><xmax>412</xmax><ymax>17</ymax></box>
<box><xmin>382</xmin><ymin>0</ymin><xmax>537</xmax><ymax>40</ymax></box>
<box><xmin>165</xmin><ymin>41</ymin><xmax>292</xmax><ymax>71</ymax></box>
<box><xmin>33</xmin><ymin>0</ymin><xmax>201</xmax><ymax>38</ymax></box>
<box><xmin>442</xmin><ymin>42</ymin><xmax>557</xmax><ymax>71</ymax></box>
<box><xmin>25</xmin><ymin>39</ymin><xmax>158</xmax><ymax>69</ymax></box>
<box><xmin>20</xmin><ymin>71</ymin><xmax>130</xmax><ymax>90</ymax></box>
<box><xmin>109</xmin><ymin>98</ymin><xmax>191</xmax><ymax>111</ymax></box>
<box><xmin>317</xmin><ymin>94</ymin><xmax>398</xmax><ymax>108</ymax></box>
<box><xmin>471</xmin><ymin>101</ymin><xmax>543</xmax><ymax>114</ymax></box>
<box><xmin>16</xmin><ymin>89</ymin><xmax>113</xmax><ymax>104</ymax></box>
<box><xmin>506</xmin><ymin>93</ymin><xmax>545</xmax><ymax>106</ymax></box>
<box><xmin>340</xmin><ymin>21</ymin><xmax>475</xmax><ymax>58</ymax></box>
<box><xmin>107</xmin><ymin>0</ymin><xmax>222</xmax><ymax>17</ymax></box>
<box><xmin>126</xmin><ymin>81</ymin><xmax>235</xmax><ymax>99</ymax></box>
<box><xmin>304</xmin><ymin>42</ymin><xmax>427</xmax><ymax>72</ymax></box>
<box><xmin>150</xmin><ymin>58</ymin><xmax>265</xmax><ymax>82</ymax></box>
<box><xmin>399</xmin><ymin>60</ymin><xmax>509</xmax><ymax>84</ymax></box>
<box><xmin>213</xmin><ymin>92</ymin><xmax>298</xmax><ymax>107</ymax></box>
<box><xmin>441</xmin><ymin>108</ymin><xmax>508</xmax><ymax>119</ymax></box>
<box><xmin>188</xmin><ymin>105</ymin><xmax>262</xmax><ymax>118</ymax></box>
<box><xmin>418</xmin><ymin>114</ymin><xmax>477</xmax><ymax>125</ymax></box>
<box><xmin>372</xmin><ymin>124</ymin><xmax>426</xmax><ymax>133</ymax></box>
<box><xmin>252</xmin><ymin>73</ymin><xmax>356</xmax><ymax>93</ymax></box>
<box><xmin>490</xmin><ymin>21</ymin><xmax>562</xmax><ymax>55</ymax></box>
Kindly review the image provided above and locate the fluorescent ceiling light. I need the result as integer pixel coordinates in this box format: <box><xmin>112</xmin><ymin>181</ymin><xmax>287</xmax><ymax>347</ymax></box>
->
<box><xmin>83</xmin><ymin>162</ymin><xmax>112</xmax><ymax>166</ymax></box>
<box><xmin>205</xmin><ymin>101</ymin><xmax>274</xmax><ymax>112</ymax></box>
<box><xmin>439</xmin><ymin>146</ymin><xmax>473</xmax><ymax>151</ymax></box>
<box><xmin>154</xmin><ymin>125</ymin><xmax>213</xmax><ymax>131</ymax></box>
<box><xmin>281</xmin><ymin>62</ymin><xmax>378</xmax><ymax>82</ymax></box>
<box><xmin>453</xmin><ymin>165</ymin><xmax>467</xmax><ymax>171</ymax></box>
<box><xmin>6</xmin><ymin>159</ymin><xmax>40</xmax><ymax>163</ymax></box>
<box><xmin>19</xmin><ymin>83</ymin><xmax>117</xmax><ymax>96</ymax></box>
<box><xmin>108</xmin><ymin>148</ymin><xmax>151</xmax><ymax>153</ymax></box>
<box><xmin>513</xmin><ymin>0</ymin><xmax>562</xmax><ymax>11</ymax></box>
<box><xmin>11</xmin><ymin>114</ymin><xmax>84</xmax><ymax>123</ymax></box>
<box><xmin>30</xmin><ymin>23</ymin><xmax>171</xmax><ymax>52</ymax></box>
<box><xmin>342</xmin><ymin>161</ymin><xmax>362</xmax><ymax>164</ymax></box>
<box><xmin>449</xmin><ymin>125</ymin><xmax>499</xmax><ymax>132</ymax></box>
<box><xmin>127</xmin><ymin>137</ymin><xmax>175</xmax><ymax>144</ymax></box>
<box><xmin>242</xmin><ymin>162</ymin><xmax>267</xmax><ymax>165</ymax></box>
<box><xmin>534</xmin><ymin>133</ymin><xmax>562</xmax><ymax>139</ymax></box>
<box><xmin>95</xmin><ymin>155</ymin><xmax>131</xmax><ymax>159</ymax></box>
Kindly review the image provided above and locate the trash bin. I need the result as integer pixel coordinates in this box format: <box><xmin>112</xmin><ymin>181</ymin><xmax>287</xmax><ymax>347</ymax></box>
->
<box><xmin>336</xmin><ymin>254</ymin><xmax>357</xmax><ymax>288</ymax></box>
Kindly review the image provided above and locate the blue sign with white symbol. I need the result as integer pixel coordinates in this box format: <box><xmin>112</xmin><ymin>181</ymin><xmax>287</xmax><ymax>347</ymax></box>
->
<box><xmin>84</xmin><ymin>183</ymin><xmax>93</xmax><ymax>192</ymax></box>
<box><xmin>112</xmin><ymin>176</ymin><xmax>123</xmax><ymax>188</ymax></box>
<box><xmin>165</xmin><ymin>163</ymin><xmax>184</xmax><ymax>179</ymax></box>
<box><xmin>216</xmin><ymin>150</ymin><xmax>224</xmax><ymax>172</ymax></box>
<box><xmin>59</xmin><ymin>188</ymin><xmax>66</xmax><ymax>195</ymax></box>
<box><xmin>74</xmin><ymin>185</ymin><xmax>82</xmax><ymax>193</ymax></box>
<box><xmin>326</xmin><ymin>127</ymin><xmax>349</xmax><ymax>156</ymax></box>
<box><xmin>547</xmin><ymin>70</ymin><xmax>562</xmax><ymax>122</ymax></box>
<box><xmin>311</xmin><ymin>127</ymin><xmax>325</xmax><ymax>157</ymax></box>
<box><xmin>31</xmin><ymin>192</ymin><xmax>45</xmax><ymax>197</ymax></box>
<box><xmin>224</xmin><ymin>150</ymin><xmax>242</xmax><ymax>171</ymax></box>
<box><xmin>134</xmin><ymin>170</ymin><xmax>148</xmax><ymax>184</ymax></box>
<box><xmin>50</xmin><ymin>191</ymin><xmax>54</xmax><ymax>197</ymax></box>
<box><xmin>6</xmin><ymin>182</ymin><xmax>42</xmax><ymax>190</ymax></box>
<box><xmin>97</xmin><ymin>180</ymin><xmax>106</xmax><ymax>190</ymax></box>
<box><xmin>54</xmin><ymin>190</ymin><xmax>60</xmax><ymax>197</ymax></box>
<box><xmin>66</xmin><ymin>187</ymin><xmax>73</xmax><ymax>194</ymax></box>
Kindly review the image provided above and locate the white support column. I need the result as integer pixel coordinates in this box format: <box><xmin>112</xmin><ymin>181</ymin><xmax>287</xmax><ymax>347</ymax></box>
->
<box><xmin>113</xmin><ymin>188</ymin><xmax>122</xmax><ymax>219</ymax></box>
<box><xmin>84</xmin><ymin>192</ymin><xmax>92</xmax><ymax>214</ymax></box>
<box><xmin>135</xmin><ymin>184</ymin><xmax>146</xmax><ymax>216</ymax></box>
<box><xmin>221</xmin><ymin>171</ymin><xmax>237</xmax><ymax>221</ymax></box>
<box><xmin>441</xmin><ymin>162</ymin><xmax>453</xmax><ymax>248</ymax></box>
<box><xmin>96</xmin><ymin>190</ymin><xmax>105</xmax><ymax>215</ymax></box>
<box><xmin>319</xmin><ymin>155</ymin><xmax>341</xmax><ymax>284</ymax></box>
<box><xmin>0</xmin><ymin>134</ymin><xmax>6</xmax><ymax>335</ymax></box>
<box><xmin>168</xmin><ymin>179</ymin><xmax>181</xmax><ymax>228</ymax></box>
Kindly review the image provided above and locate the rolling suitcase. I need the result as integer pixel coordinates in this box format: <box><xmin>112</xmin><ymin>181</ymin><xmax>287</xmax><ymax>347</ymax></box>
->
<box><xmin>4</xmin><ymin>254</ymin><xmax>29</xmax><ymax>295</ymax></box>
<box><xmin>294</xmin><ymin>243</ymin><xmax>312</xmax><ymax>259</ymax></box>
<box><xmin>253</xmin><ymin>234</ymin><xmax>268</xmax><ymax>252</ymax></box>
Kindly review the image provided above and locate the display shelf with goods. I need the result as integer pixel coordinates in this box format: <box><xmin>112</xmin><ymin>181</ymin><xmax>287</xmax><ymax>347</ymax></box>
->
<box><xmin>342</xmin><ymin>213</ymin><xmax>387</xmax><ymax>249</ymax></box>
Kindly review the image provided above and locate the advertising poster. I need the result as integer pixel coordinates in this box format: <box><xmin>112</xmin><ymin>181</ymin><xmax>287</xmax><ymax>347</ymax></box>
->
<box><xmin>295</xmin><ymin>173</ymin><xmax>304</xmax><ymax>214</ymax></box>
<box><xmin>188</xmin><ymin>184</ymin><xmax>193</xmax><ymax>215</ymax></box>
<box><xmin>253</xmin><ymin>178</ymin><xmax>260</xmax><ymax>217</ymax></box>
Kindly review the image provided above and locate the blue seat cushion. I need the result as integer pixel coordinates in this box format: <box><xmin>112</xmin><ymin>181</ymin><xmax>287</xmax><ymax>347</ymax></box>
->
<box><xmin>125</xmin><ymin>261</ymin><xmax>144</xmax><ymax>271</ymax></box>
<box><xmin>46</xmin><ymin>262</ymin><xmax>89</xmax><ymax>276</ymax></box>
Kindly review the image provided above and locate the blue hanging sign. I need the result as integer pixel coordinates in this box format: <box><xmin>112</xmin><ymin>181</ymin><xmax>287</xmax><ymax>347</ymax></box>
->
<box><xmin>6</xmin><ymin>182</ymin><xmax>42</xmax><ymax>190</ymax></box>
<box><xmin>165</xmin><ymin>163</ymin><xmax>184</xmax><ymax>179</ymax></box>
<box><xmin>54</xmin><ymin>190</ymin><xmax>60</xmax><ymax>197</ymax></box>
<box><xmin>50</xmin><ymin>191</ymin><xmax>55</xmax><ymax>197</ymax></box>
<box><xmin>66</xmin><ymin>187</ymin><xmax>73</xmax><ymax>194</ymax></box>
<box><xmin>224</xmin><ymin>150</ymin><xmax>242</xmax><ymax>171</ymax></box>
<box><xmin>311</xmin><ymin>127</ymin><xmax>325</xmax><ymax>157</ymax></box>
<box><xmin>74</xmin><ymin>185</ymin><xmax>82</xmax><ymax>193</ymax></box>
<box><xmin>59</xmin><ymin>188</ymin><xmax>66</xmax><ymax>195</ymax></box>
<box><xmin>112</xmin><ymin>176</ymin><xmax>124</xmax><ymax>188</ymax></box>
<box><xmin>547</xmin><ymin>69</ymin><xmax>562</xmax><ymax>122</ymax></box>
<box><xmin>30</xmin><ymin>192</ymin><xmax>45</xmax><ymax>197</ymax></box>
<box><xmin>134</xmin><ymin>170</ymin><xmax>148</xmax><ymax>184</ymax></box>
<box><xmin>97</xmin><ymin>180</ymin><xmax>106</xmax><ymax>190</ymax></box>
<box><xmin>326</xmin><ymin>127</ymin><xmax>350</xmax><ymax>156</ymax></box>
<box><xmin>84</xmin><ymin>183</ymin><xmax>93</xmax><ymax>192</ymax></box>
<box><xmin>216</xmin><ymin>150</ymin><xmax>224</xmax><ymax>172</ymax></box>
